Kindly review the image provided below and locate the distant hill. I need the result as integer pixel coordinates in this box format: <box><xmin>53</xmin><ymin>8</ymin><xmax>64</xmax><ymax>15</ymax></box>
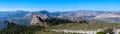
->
<box><xmin>57</xmin><ymin>10</ymin><xmax>120</xmax><ymax>23</ymax></box>
<box><xmin>0</xmin><ymin>10</ymin><xmax>29</xmax><ymax>19</ymax></box>
<box><xmin>1</xmin><ymin>10</ymin><xmax>120</xmax><ymax>34</ymax></box>
<box><xmin>0</xmin><ymin>10</ymin><xmax>120</xmax><ymax>26</ymax></box>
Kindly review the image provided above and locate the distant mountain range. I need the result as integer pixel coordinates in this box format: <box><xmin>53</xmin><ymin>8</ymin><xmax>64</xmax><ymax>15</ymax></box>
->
<box><xmin>0</xmin><ymin>10</ymin><xmax>29</xmax><ymax>19</ymax></box>
<box><xmin>0</xmin><ymin>10</ymin><xmax>120</xmax><ymax>29</ymax></box>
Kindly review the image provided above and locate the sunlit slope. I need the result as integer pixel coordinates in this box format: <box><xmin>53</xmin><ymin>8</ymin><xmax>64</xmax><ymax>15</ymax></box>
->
<box><xmin>49</xmin><ymin>23</ymin><xmax>120</xmax><ymax>30</ymax></box>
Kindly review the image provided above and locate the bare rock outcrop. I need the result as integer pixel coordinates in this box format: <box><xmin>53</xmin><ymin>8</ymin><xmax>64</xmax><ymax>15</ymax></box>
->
<box><xmin>30</xmin><ymin>15</ymin><xmax>47</xmax><ymax>25</ymax></box>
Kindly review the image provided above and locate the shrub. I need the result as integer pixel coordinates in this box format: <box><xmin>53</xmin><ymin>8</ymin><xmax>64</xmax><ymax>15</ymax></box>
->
<box><xmin>96</xmin><ymin>31</ymin><xmax>106</xmax><ymax>34</ymax></box>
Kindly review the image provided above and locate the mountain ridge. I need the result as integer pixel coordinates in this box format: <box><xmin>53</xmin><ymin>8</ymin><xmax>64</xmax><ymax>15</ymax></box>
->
<box><xmin>0</xmin><ymin>10</ymin><xmax>120</xmax><ymax>25</ymax></box>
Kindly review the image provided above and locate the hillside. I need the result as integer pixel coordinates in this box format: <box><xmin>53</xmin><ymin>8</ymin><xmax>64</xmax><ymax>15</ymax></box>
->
<box><xmin>0</xmin><ymin>22</ymin><xmax>45</xmax><ymax>34</ymax></box>
<box><xmin>1</xmin><ymin>10</ymin><xmax>120</xmax><ymax>32</ymax></box>
<box><xmin>1</xmin><ymin>16</ymin><xmax>120</xmax><ymax>34</ymax></box>
<box><xmin>1</xmin><ymin>10</ymin><xmax>120</xmax><ymax>24</ymax></box>
<box><xmin>0</xmin><ymin>10</ymin><xmax>29</xmax><ymax>19</ymax></box>
<box><xmin>49</xmin><ymin>23</ymin><xmax>120</xmax><ymax>30</ymax></box>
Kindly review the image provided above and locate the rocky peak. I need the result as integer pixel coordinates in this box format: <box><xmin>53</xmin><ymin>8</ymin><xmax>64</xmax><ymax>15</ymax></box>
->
<box><xmin>30</xmin><ymin>15</ymin><xmax>46</xmax><ymax>25</ymax></box>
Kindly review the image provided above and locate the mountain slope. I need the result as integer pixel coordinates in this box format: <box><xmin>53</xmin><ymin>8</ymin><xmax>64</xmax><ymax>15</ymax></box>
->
<box><xmin>1</xmin><ymin>10</ymin><xmax>120</xmax><ymax>26</ymax></box>
<box><xmin>8</xmin><ymin>12</ymin><xmax>48</xmax><ymax>25</ymax></box>
<box><xmin>30</xmin><ymin>15</ymin><xmax>47</xmax><ymax>25</ymax></box>
<box><xmin>0</xmin><ymin>20</ymin><xmax>9</xmax><ymax>29</ymax></box>
<box><xmin>0</xmin><ymin>10</ymin><xmax>29</xmax><ymax>19</ymax></box>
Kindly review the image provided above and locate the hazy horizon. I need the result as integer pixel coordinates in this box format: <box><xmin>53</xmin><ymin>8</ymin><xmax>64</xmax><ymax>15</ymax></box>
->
<box><xmin>0</xmin><ymin>9</ymin><xmax>120</xmax><ymax>12</ymax></box>
<box><xmin>0</xmin><ymin>0</ymin><xmax>120</xmax><ymax>11</ymax></box>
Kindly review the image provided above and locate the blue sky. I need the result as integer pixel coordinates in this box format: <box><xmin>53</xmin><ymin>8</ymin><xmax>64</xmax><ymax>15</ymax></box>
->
<box><xmin>0</xmin><ymin>0</ymin><xmax>120</xmax><ymax>11</ymax></box>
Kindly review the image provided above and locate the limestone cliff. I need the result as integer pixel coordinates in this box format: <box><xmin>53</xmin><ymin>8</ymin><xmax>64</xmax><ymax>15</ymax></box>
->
<box><xmin>30</xmin><ymin>15</ymin><xmax>47</xmax><ymax>25</ymax></box>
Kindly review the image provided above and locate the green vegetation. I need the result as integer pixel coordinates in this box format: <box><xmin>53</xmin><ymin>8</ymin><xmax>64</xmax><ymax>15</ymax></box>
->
<box><xmin>0</xmin><ymin>22</ymin><xmax>74</xmax><ymax>34</ymax></box>
<box><xmin>96</xmin><ymin>31</ymin><xmax>106</xmax><ymax>34</ymax></box>
<box><xmin>49</xmin><ymin>23</ymin><xmax>120</xmax><ymax>30</ymax></box>
<box><xmin>104</xmin><ymin>28</ymin><xmax>114</xmax><ymax>34</ymax></box>
<box><xmin>45</xmin><ymin>18</ymin><xmax>73</xmax><ymax>26</ymax></box>
<box><xmin>0</xmin><ymin>22</ymin><xmax>45</xmax><ymax>34</ymax></box>
<box><xmin>96</xmin><ymin>28</ymin><xmax>114</xmax><ymax>34</ymax></box>
<box><xmin>1</xmin><ymin>18</ymin><xmax>120</xmax><ymax>34</ymax></box>
<box><xmin>45</xmin><ymin>17</ymin><xmax>88</xmax><ymax>26</ymax></box>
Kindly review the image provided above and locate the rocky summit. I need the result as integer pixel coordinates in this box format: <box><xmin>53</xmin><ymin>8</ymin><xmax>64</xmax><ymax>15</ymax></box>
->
<box><xmin>30</xmin><ymin>15</ymin><xmax>46</xmax><ymax>25</ymax></box>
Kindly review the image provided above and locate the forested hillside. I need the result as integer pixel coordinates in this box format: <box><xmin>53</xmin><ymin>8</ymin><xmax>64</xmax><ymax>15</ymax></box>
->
<box><xmin>0</xmin><ymin>22</ymin><xmax>44</xmax><ymax>34</ymax></box>
<box><xmin>0</xmin><ymin>17</ymin><xmax>89</xmax><ymax>34</ymax></box>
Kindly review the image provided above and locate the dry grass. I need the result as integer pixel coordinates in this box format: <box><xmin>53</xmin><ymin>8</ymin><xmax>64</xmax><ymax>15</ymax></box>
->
<box><xmin>48</xmin><ymin>23</ymin><xmax>120</xmax><ymax>30</ymax></box>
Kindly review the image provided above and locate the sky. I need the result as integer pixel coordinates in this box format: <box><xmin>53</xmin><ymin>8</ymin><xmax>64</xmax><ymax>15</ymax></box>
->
<box><xmin>0</xmin><ymin>0</ymin><xmax>120</xmax><ymax>12</ymax></box>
